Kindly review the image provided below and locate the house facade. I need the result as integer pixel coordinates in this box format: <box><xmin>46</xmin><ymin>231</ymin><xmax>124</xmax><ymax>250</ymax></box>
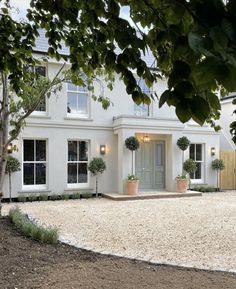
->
<box><xmin>2</xmin><ymin>38</ymin><xmax>220</xmax><ymax>198</ymax></box>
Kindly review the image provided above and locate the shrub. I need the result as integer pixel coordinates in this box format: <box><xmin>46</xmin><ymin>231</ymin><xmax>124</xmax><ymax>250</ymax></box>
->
<box><xmin>88</xmin><ymin>158</ymin><xmax>106</xmax><ymax>197</ymax></box>
<box><xmin>28</xmin><ymin>195</ymin><xmax>38</xmax><ymax>202</ymax></box>
<box><xmin>38</xmin><ymin>194</ymin><xmax>48</xmax><ymax>201</ymax></box>
<box><xmin>61</xmin><ymin>193</ymin><xmax>70</xmax><ymax>200</ymax></box>
<box><xmin>183</xmin><ymin>159</ymin><xmax>197</xmax><ymax>175</ymax></box>
<box><xmin>177</xmin><ymin>137</ymin><xmax>191</xmax><ymax>151</ymax></box>
<box><xmin>125</xmin><ymin>136</ymin><xmax>140</xmax><ymax>151</ymax></box>
<box><xmin>9</xmin><ymin>207</ymin><xmax>58</xmax><ymax>244</ymax></box>
<box><xmin>49</xmin><ymin>194</ymin><xmax>61</xmax><ymax>201</ymax></box>
<box><xmin>192</xmin><ymin>186</ymin><xmax>216</xmax><ymax>193</ymax></box>
<box><xmin>70</xmin><ymin>192</ymin><xmax>80</xmax><ymax>199</ymax></box>
<box><xmin>212</xmin><ymin>159</ymin><xmax>225</xmax><ymax>191</ymax></box>
<box><xmin>82</xmin><ymin>192</ymin><xmax>93</xmax><ymax>199</ymax></box>
<box><xmin>18</xmin><ymin>195</ymin><xmax>27</xmax><ymax>202</ymax></box>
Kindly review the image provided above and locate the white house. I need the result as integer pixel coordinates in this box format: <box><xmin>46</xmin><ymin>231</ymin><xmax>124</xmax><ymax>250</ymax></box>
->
<box><xmin>2</xmin><ymin>32</ymin><xmax>220</xmax><ymax>198</ymax></box>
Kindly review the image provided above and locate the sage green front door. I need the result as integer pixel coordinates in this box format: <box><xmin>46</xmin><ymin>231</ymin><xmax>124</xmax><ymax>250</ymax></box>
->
<box><xmin>135</xmin><ymin>141</ymin><xmax>165</xmax><ymax>190</ymax></box>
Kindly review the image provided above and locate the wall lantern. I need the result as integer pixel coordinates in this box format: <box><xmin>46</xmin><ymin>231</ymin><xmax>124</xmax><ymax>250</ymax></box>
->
<box><xmin>100</xmin><ymin>145</ymin><xmax>106</xmax><ymax>155</ymax></box>
<box><xmin>143</xmin><ymin>135</ymin><xmax>150</xmax><ymax>143</ymax></box>
<box><xmin>211</xmin><ymin>147</ymin><xmax>216</xmax><ymax>156</ymax></box>
<box><xmin>7</xmin><ymin>143</ymin><xmax>13</xmax><ymax>154</ymax></box>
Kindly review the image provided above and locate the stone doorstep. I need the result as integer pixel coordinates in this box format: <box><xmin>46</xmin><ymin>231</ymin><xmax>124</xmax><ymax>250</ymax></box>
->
<box><xmin>101</xmin><ymin>191</ymin><xmax>202</xmax><ymax>201</ymax></box>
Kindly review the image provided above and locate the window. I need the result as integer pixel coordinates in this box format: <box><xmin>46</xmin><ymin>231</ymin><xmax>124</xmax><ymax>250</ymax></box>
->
<box><xmin>189</xmin><ymin>144</ymin><xmax>204</xmax><ymax>181</ymax></box>
<box><xmin>134</xmin><ymin>78</ymin><xmax>151</xmax><ymax>116</ymax></box>
<box><xmin>26</xmin><ymin>65</ymin><xmax>47</xmax><ymax>112</ymax></box>
<box><xmin>67</xmin><ymin>140</ymin><xmax>89</xmax><ymax>185</ymax></box>
<box><xmin>67</xmin><ymin>83</ymin><xmax>89</xmax><ymax>117</ymax></box>
<box><xmin>23</xmin><ymin>139</ymin><xmax>47</xmax><ymax>187</ymax></box>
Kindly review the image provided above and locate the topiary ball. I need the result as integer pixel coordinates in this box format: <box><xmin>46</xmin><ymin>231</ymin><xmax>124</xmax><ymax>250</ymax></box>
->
<box><xmin>125</xmin><ymin>136</ymin><xmax>140</xmax><ymax>151</ymax></box>
<box><xmin>177</xmin><ymin>136</ymin><xmax>191</xmax><ymax>151</ymax></box>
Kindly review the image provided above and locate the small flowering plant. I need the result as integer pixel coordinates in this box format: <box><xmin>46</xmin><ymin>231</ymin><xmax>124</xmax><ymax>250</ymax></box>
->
<box><xmin>175</xmin><ymin>174</ymin><xmax>188</xmax><ymax>180</ymax></box>
<box><xmin>127</xmin><ymin>174</ymin><xmax>139</xmax><ymax>181</ymax></box>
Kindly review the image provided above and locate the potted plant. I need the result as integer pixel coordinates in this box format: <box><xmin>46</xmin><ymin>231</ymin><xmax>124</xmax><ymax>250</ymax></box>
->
<box><xmin>125</xmin><ymin>136</ymin><xmax>140</xmax><ymax>194</ymax></box>
<box><xmin>175</xmin><ymin>137</ymin><xmax>191</xmax><ymax>193</ymax></box>
<box><xmin>183</xmin><ymin>158</ymin><xmax>197</xmax><ymax>189</ymax></box>
<box><xmin>126</xmin><ymin>174</ymin><xmax>139</xmax><ymax>195</ymax></box>
<box><xmin>175</xmin><ymin>175</ymin><xmax>189</xmax><ymax>193</ymax></box>
<box><xmin>6</xmin><ymin>156</ymin><xmax>21</xmax><ymax>202</ymax></box>
<box><xmin>212</xmin><ymin>159</ymin><xmax>225</xmax><ymax>191</ymax></box>
<box><xmin>88</xmin><ymin>157</ymin><xmax>106</xmax><ymax>197</ymax></box>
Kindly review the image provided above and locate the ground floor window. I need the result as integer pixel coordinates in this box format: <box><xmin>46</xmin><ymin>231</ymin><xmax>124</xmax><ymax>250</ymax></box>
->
<box><xmin>23</xmin><ymin>139</ymin><xmax>47</xmax><ymax>186</ymax></box>
<box><xmin>189</xmin><ymin>143</ymin><xmax>204</xmax><ymax>181</ymax></box>
<box><xmin>67</xmin><ymin>140</ymin><xmax>89</xmax><ymax>184</ymax></box>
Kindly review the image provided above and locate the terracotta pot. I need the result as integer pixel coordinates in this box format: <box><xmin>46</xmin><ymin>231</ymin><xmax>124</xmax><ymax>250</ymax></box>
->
<box><xmin>126</xmin><ymin>180</ymin><xmax>139</xmax><ymax>195</ymax></box>
<box><xmin>176</xmin><ymin>179</ymin><xmax>188</xmax><ymax>193</ymax></box>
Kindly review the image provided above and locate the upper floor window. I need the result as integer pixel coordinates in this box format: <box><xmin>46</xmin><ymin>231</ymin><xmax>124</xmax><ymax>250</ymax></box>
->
<box><xmin>189</xmin><ymin>143</ymin><xmax>204</xmax><ymax>182</ymax></box>
<box><xmin>26</xmin><ymin>65</ymin><xmax>47</xmax><ymax>113</ymax></box>
<box><xmin>67</xmin><ymin>83</ymin><xmax>89</xmax><ymax>118</ymax></box>
<box><xmin>134</xmin><ymin>78</ymin><xmax>151</xmax><ymax>117</ymax></box>
<box><xmin>23</xmin><ymin>139</ymin><xmax>47</xmax><ymax>188</ymax></box>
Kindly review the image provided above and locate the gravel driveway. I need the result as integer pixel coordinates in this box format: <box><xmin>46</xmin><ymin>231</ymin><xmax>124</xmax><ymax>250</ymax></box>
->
<box><xmin>3</xmin><ymin>192</ymin><xmax>236</xmax><ymax>272</ymax></box>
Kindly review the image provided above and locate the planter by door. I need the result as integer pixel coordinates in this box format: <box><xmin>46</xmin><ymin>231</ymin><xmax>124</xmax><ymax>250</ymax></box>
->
<box><xmin>176</xmin><ymin>179</ymin><xmax>188</xmax><ymax>193</ymax></box>
<box><xmin>126</xmin><ymin>180</ymin><xmax>139</xmax><ymax>195</ymax></box>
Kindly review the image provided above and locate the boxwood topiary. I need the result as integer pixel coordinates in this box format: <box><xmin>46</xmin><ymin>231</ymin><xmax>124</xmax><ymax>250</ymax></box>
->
<box><xmin>177</xmin><ymin>136</ymin><xmax>191</xmax><ymax>151</ymax></box>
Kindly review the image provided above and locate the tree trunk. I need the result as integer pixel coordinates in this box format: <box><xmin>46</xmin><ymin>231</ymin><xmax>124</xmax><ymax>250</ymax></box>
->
<box><xmin>0</xmin><ymin>73</ymin><xmax>9</xmax><ymax>198</ymax></box>
<box><xmin>96</xmin><ymin>176</ymin><xmax>98</xmax><ymax>197</ymax></box>
<box><xmin>132</xmin><ymin>151</ymin><xmax>134</xmax><ymax>175</ymax></box>
<box><xmin>9</xmin><ymin>172</ymin><xmax>12</xmax><ymax>202</ymax></box>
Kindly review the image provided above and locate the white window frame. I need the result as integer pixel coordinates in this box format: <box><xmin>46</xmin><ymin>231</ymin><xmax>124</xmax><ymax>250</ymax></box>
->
<box><xmin>22</xmin><ymin>138</ymin><xmax>48</xmax><ymax>190</ymax></box>
<box><xmin>188</xmin><ymin>143</ymin><xmax>205</xmax><ymax>184</ymax></box>
<box><xmin>67</xmin><ymin>139</ymin><xmax>90</xmax><ymax>188</ymax></box>
<box><xmin>67</xmin><ymin>83</ymin><xmax>90</xmax><ymax>118</ymax></box>
<box><xmin>31</xmin><ymin>65</ymin><xmax>48</xmax><ymax>116</ymax></box>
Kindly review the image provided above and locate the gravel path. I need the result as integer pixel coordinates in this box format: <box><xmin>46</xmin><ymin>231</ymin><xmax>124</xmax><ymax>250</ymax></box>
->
<box><xmin>3</xmin><ymin>192</ymin><xmax>236</xmax><ymax>272</ymax></box>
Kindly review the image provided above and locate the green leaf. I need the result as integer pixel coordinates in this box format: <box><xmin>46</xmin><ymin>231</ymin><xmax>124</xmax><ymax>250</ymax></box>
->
<box><xmin>159</xmin><ymin>90</ymin><xmax>170</xmax><ymax>108</ymax></box>
<box><xmin>191</xmin><ymin>97</ymin><xmax>210</xmax><ymax>125</ymax></box>
<box><xmin>176</xmin><ymin>102</ymin><xmax>192</xmax><ymax>123</ymax></box>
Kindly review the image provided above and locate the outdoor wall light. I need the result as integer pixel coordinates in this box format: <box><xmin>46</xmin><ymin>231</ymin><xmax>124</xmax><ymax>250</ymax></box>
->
<box><xmin>100</xmin><ymin>145</ymin><xmax>106</xmax><ymax>155</ymax></box>
<box><xmin>211</xmin><ymin>147</ymin><xmax>216</xmax><ymax>156</ymax></box>
<box><xmin>143</xmin><ymin>135</ymin><xmax>150</xmax><ymax>143</ymax></box>
<box><xmin>7</xmin><ymin>143</ymin><xmax>13</xmax><ymax>154</ymax></box>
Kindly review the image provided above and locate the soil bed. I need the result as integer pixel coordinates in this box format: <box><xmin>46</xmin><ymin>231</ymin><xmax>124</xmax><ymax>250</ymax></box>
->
<box><xmin>0</xmin><ymin>217</ymin><xmax>235</xmax><ymax>289</ymax></box>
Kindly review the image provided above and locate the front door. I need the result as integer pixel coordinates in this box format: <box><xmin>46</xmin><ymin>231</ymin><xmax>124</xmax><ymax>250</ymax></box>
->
<box><xmin>135</xmin><ymin>141</ymin><xmax>165</xmax><ymax>190</ymax></box>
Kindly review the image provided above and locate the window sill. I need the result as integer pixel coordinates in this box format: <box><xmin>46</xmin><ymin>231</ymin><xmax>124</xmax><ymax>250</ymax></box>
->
<box><xmin>65</xmin><ymin>187</ymin><xmax>93</xmax><ymax>192</ymax></box>
<box><xmin>19</xmin><ymin>189</ymin><xmax>51</xmax><ymax>194</ymax></box>
<box><xmin>29</xmin><ymin>113</ymin><xmax>51</xmax><ymax>119</ymax></box>
<box><xmin>64</xmin><ymin>116</ymin><xmax>93</xmax><ymax>121</ymax></box>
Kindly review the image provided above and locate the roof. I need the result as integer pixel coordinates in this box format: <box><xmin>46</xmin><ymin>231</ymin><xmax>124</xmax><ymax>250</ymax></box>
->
<box><xmin>34</xmin><ymin>29</ymin><xmax>156</xmax><ymax>68</ymax></box>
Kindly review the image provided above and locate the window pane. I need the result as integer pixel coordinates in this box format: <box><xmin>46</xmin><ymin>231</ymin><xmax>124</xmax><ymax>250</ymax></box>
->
<box><xmin>78</xmin><ymin>163</ymin><xmax>88</xmax><ymax>183</ymax></box>
<box><xmin>137</xmin><ymin>79</ymin><xmax>150</xmax><ymax>95</ymax></box>
<box><xmin>36</xmin><ymin>163</ymin><xmax>46</xmax><ymax>184</ymax></box>
<box><xmin>67</xmin><ymin>92</ymin><xmax>77</xmax><ymax>113</ymax></box>
<box><xmin>23</xmin><ymin>163</ymin><xmax>34</xmax><ymax>185</ymax></box>
<box><xmin>36</xmin><ymin>140</ymin><xmax>46</xmax><ymax>161</ymax></box>
<box><xmin>78</xmin><ymin>85</ymin><xmax>88</xmax><ymax>93</ymax></box>
<box><xmin>68</xmin><ymin>141</ymin><xmax>77</xmax><ymax>161</ymax></box>
<box><xmin>24</xmin><ymin>140</ymin><xmax>34</xmax><ymax>161</ymax></box>
<box><xmin>36</xmin><ymin>97</ymin><xmax>46</xmax><ymax>112</ymax></box>
<box><xmin>35</xmin><ymin>66</ymin><xmax>46</xmax><ymax>77</ymax></box>
<box><xmin>68</xmin><ymin>163</ymin><xmax>77</xmax><ymax>183</ymax></box>
<box><xmin>78</xmin><ymin>93</ymin><xmax>88</xmax><ymax>114</ymax></box>
<box><xmin>68</xmin><ymin>83</ymin><xmax>77</xmax><ymax>91</ymax></box>
<box><xmin>134</xmin><ymin>104</ymin><xmax>149</xmax><ymax>116</ymax></box>
<box><xmin>196</xmin><ymin>144</ymin><xmax>202</xmax><ymax>161</ymax></box>
<box><xmin>79</xmin><ymin>141</ymin><xmax>88</xmax><ymax>161</ymax></box>
<box><xmin>156</xmin><ymin>144</ymin><xmax>163</xmax><ymax>166</ymax></box>
<box><xmin>195</xmin><ymin>162</ymin><xmax>202</xmax><ymax>179</ymax></box>
<box><xmin>190</xmin><ymin>144</ymin><xmax>195</xmax><ymax>160</ymax></box>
